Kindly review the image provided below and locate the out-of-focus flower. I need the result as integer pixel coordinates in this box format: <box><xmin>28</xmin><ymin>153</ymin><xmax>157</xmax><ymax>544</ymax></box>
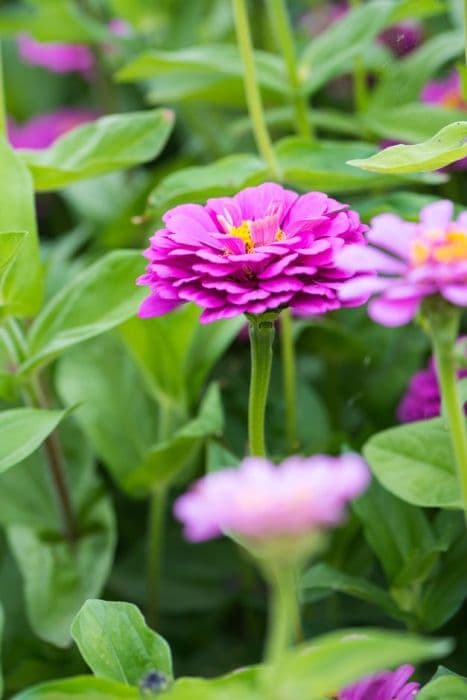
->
<box><xmin>422</xmin><ymin>70</ymin><xmax>467</xmax><ymax>110</ymax></box>
<box><xmin>338</xmin><ymin>664</ymin><xmax>419</xmax><ymax>700</ymax></box>
<box><xmin>17</xmin><ymin>34</ymin><xmax>94</xmax><ymax>75</ymax></box>
<box><xmin>108</xmin><ymin>18</ymin><xmax>132</xmax><ymax>37</ymax></box>
<box><xmin>137</xmin><ymin>183</ymin><xmax>367</xmax><ymax>323</ymax></box>
<box><xmin>398</xmin><ymin>340</ymin><xmax>467</xmax><ymax>422</ymax></box>
<box><xmin>8</xmin><ymin>108</ymin><xmax>97</xmax><ymax>150</ymax></box>
<box><xmin>174</xmin><ymin>454</ymin><xmax>369</xmax><ymax>543</ymax></box>
<box><xmin>337</xmin><ymin>200</ymin><xmax>467</xmax><ymax>327</ymax></box>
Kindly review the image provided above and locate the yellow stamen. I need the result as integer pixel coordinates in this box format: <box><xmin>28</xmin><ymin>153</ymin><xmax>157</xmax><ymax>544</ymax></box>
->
<box><xmin>433</xmin><ymin>231</ymin><xmax>467</xmax><ymax>264</ymax></box>
<box><xmin>230</xmin><ymin>222</ymin><xmax>254</xmax><ymax>253</ymax></box>
<box><xmin>411</xmin><ymin>240</ymin><xmax>430</xmax><ymax>266</ymax></box>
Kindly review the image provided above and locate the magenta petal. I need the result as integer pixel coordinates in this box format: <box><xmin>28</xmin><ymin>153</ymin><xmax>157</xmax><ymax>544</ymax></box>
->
<box><xmin>138</xmin><ymin>295</ymin><xmax>182</xmax><ymax>318</ymax></box>
<box><xmin>338</xmin><ymin>275</ymin><xmax>390</xmax><ymax>301</ymax></box>
<box><xmin>337</xmin><ymin>244</ymin><xmax>406</xmax><ymax>274</ymax></box>
<box><xmin>420</xmin><ymin>200</ymin><xmax>454</xmax><ymax>229</ymax></box>
<box><xmin>442</xmin><ymin>285</ymin><xmax>467</xmax><ymax>307</ymax></box>
<box><xmin>368</xmin><ymin>295</ymin><xmax>420</xmax><ymax>327</ymax></box>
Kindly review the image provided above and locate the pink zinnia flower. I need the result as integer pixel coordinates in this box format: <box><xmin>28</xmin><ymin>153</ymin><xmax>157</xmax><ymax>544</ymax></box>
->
<box><xmin>17</xmin><ymin>34</ymin><xmax>94</xmax><ymax>75</ymax></box>
<box><xmin>422</xmin><ymin>70</ymin><xmax>466</xmax><ymax>110</ymax></box>
<box><xmin>338</xmin><ymin>664</ymin><xmax>419</xmax><ymax>700</ymax></box>
<box><xmin>7</xmin><ymin>109</ymin><xmax>98</xmax><ymax>150</ymax></box>
<box><xmin>174</xmin><ymin>454</ymin><xmax>369</xmax><ymax>543</ymax></box>
<box><xmin>337</xmin><ymin>200</ymin><xmax>467</xmax><ymax>327</ymax></box>
<box><xmin>138</xmin><ymin>183</ymin><xmax>367</xmax><ymax>323</ymax></box>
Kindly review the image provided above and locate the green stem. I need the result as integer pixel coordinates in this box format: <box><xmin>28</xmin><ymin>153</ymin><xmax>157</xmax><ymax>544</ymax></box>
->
<box><xmin>247</xmin><ymin>314</ymin><xmax>276</xmax><ymax>457</ymax></box>
<box><xmin>425</xmin><ymin>300</ymin><xmax>467</xmax><ymax>520</ymax></box>
<box><xmin>266</xmin><ymin>0</ymin><xmax>312</xmax><ymax>139</ymax></box>
<box><xmin>0</xmin><ymin>41</ymin><xmax>7</xmax><ymax>137</ymax></box>
<box><xmin>147</xmin><ymin>486</ymin><xmax>168</xmax><ymax>629</ymax></box>
<box><xmin>464</xmin><ymin>0</ymin><xmax>467</xmax><ymax>67</ymax></box>
<box><xmin>349</xmin><ymin>0</ymin><xmax>368</xmax><ymax>112</ymax></box>
<box><xmin>280</xmin><ymin>308</ymin><xmax>299</xmax><ymax>452</ymax></box>
<box><xmin>232</xmin><ymin>0</ymin><xmax>280</xmax><ymax>176</ymax></box>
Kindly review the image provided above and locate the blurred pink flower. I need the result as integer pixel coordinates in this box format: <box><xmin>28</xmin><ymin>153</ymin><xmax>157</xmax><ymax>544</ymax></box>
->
<box><xmin>174</xmin><ymin>454</ymin><xmax>369</xmax><ymax>543</ymax></box>
<box><xmin>337</xmin><ymin>200</ymin><xmax>467</xmax><ymax>326</ymax></box>
<box><xmin>17</xmin><ymin>34</ymin><xmax>94</xmax><ymax>75</ymax></box>
<box><xmin>8</xmin><ymin>108</ymin><xmax>97</xmax><ymax>150</ymax></box>
<box><xmin>338</xmin><ymin>664</ymin><xmax>419</xmax><ymax>700</ymax></box>
<box><xmin>422</xmin><ymin>70</ymin><xmax>466</xmax><ymax>110</ymax></box>
<box><xmin>138</xmin><ymin>183</ymin><xmax>367</xmax><ymax>323</ymax></box>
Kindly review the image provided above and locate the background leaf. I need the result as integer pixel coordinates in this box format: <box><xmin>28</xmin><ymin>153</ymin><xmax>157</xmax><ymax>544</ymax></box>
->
<box><xmin>0</xmin><ymin>408</ymin><xmax>66</xmax><ymax>474</ymax></box>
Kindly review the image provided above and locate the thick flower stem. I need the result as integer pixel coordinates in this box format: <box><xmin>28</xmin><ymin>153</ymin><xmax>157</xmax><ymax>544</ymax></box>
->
<box><xmin>280</xmin><ymin>308</ymin><xmax>299</xmax><ymax>452</ymax></box>
<box><xmin>425</xmin><ymin>300</ymin><xmax>467</xmax><ymax>520</ymax></box>
<box><xmin>266</xmin><ymin>0</ymin><xmax>312</xmax><ymax>140</ymax></box>
<box><xmin>147</xmin><ymin>486</ymin><xmax>168</xmax><ymax>629</ymax></box>
<box><xmin>247</xmin><ymin>314</ymin><xmax>276</xmax><ymax>457</ymax></box>
<box><xmin>232</xmin><ymin>0</ymin><xmax>280</xmax><ymax>177</ymax></box>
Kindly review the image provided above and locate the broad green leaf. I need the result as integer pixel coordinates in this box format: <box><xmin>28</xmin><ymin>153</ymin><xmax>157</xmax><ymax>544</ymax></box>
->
<box><xmin>21</xmin><ymin>110</ymin><xmax>174</xmax><ymax>191</ymax></box>
<box><xmin>124</xmin><ymin>383</ymin><xmax>224</xmax><ymax>495</ymax></box>
<box><xmin>13</xmin><ymin>676</ymin><xmax>139</xmax><ymax>699</ymax></box>
<box><xmin>363</xmin><ymin>418</ymin><xmax>461</xmax><ymax>508</ymax></box>
<box><xmin>349</xmin><ymin>122</ymin><xmax>467</xmax><ymax>174</ymax></box>
<box><xmin>116</xmin><ymin>45</ymin><xmax>288</xmax><ymax>96</ymax></box>
<box><xmin>276</xmin><ymin>628</ymin><xmax>450</xmax><ymax>698</ymax></box>
<box><xmin>301</xmin><ymin>562</ymin><xmax>407</xmax><ymax>622</ymax></box>
<box><xmin>147</xmin><ymin>155</ymin><xmax>268</xmax><ymax>213</ymax></box>
<box><xmin>299</xmin><ymin>1</ymin><xmax>394</xmax><ymax>95</ymax></box>
<box><xmin>363</xmin><ymin>105</ymin><xmax>467</xmax><ymax>144</ymax></box>
<box><xmin>0</xmin><ymin>232</ymin><xmax>27</xmax><ymax>290</ymax></box>
<box><xmin>0</xmin><ymin>408</ymin><xmax>65</xmax><ymax>474</ymax></box>
<box><xmin>206</xmin><ymin>441</ymin><xmax>239</xmax><ymax>473</ymax></box>
<box><xmin>71</xmin><ymin>600</ymin><xmax>172</xmax><ymax>685</ymax></box>
<box><xmin>369</xmin><ymin>31</ymin><xmax>464</xmax><ymax>109</ymax></box>
<box><xmin>0</xmin><ymin>137</ymin><xmax>43</xmax><ymax>316</ymax></box>
<box><xmin>417</xmin><ymin>675</ymin><xmax>467</xmax><ymax>699</ymax></box>
<box><xmin>8</xmin><ymin>490</ymin><xmax>115</xmax><ymax>647</ymax></box>
<box><xmin>390</xmin><ymin>0</ymin><xmax>446</xmax><ymax>21</ymax></box>
<box><xmin>56</xmin><ymin>334</ymin><xmax>156</xmax><ymax>489</ymax></box>
<box><xmin>276</xmin><ymin>137</ymin><xmax>444</xmax><ymax>192</ymax></box>
<box><xmin>0</xmin><ymin>0</ymin><xmax>107</xmax><ymax>42</ymax></box>
<box><xmin>23</xmin><ymin>251</ymin><xmax>145</xmax><ymax>373</ymax></box>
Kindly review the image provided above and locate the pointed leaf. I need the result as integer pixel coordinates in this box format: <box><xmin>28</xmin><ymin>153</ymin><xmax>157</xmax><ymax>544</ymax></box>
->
<box><xmin>0</xmin><ymin>408</ymin><xmax>66</xmax><ymax>474</ymax></box>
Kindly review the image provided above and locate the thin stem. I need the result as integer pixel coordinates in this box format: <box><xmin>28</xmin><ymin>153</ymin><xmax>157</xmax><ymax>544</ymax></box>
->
<box><xmin>232</xmin><ymin>0</ymin><xmax>280</xmax><ymax>176</ymax></box>
<box><xmin>0</xmin><ymin>41</ymin><xmax>7</xmax><ymax>137</ymax></box>
<box><xmin>147</xmin><ymin>487</ymin><xmax>167</xmax><ymax>629</ymax></box>
<box><xmin>266</xmin><ymin>0</ymin><xmax>312</xmax><ymax>139</ymax></box>
<box><xmin>280</xmin><ymin>308</ymin><xmax>299</xmax><ymax>452</ymax></box>
<box><xmin>349</xmin><ymin>0</ymin><xmax>368</xmax><ymax>112</ymax></box>
<box><xmin>247</xmin><ymin>315</ymin><xmax>275</xmax><ymax>456</ymax></box>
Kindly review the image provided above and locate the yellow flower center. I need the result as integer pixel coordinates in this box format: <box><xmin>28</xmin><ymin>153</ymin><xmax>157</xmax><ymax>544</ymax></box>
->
<box><xmin>441</xmin><ymin>89</ymin><xmax>466</xmax><ymax>109</ymax></box>
<box><xmin>410</xmin><ymin>230</ymin><xmax>467</xmax><ymax>266</ymax></box>
<box><xmin>229</xmin><ymin>219</ymin><xmax>284</xmax><ymax>253</ymax></box>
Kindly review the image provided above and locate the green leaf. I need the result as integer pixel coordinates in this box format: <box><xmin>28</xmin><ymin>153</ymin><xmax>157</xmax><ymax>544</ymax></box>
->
<box><xmin>0</xmin><ymin>603</ymin><xmax>3</xmax><ymax>698</ymax></box>
<box><xmin>71</xmin><ymin>600</ymin><xmax>172</xmax><ymax>685</ymax></box>
<box><xmin>0</xmin><ymin>231</ymin><xmax>27</xmax><ymax>291</ymax></box>
<box><xmin>276</xmin><ymin>137</ymin><xmax>444</xmax><ymax>192</ymax></box>
<box><xmin>368</xmin><ymin>31</ymin><xmax>464</xmax><ymax>109</ymax></box>
<box><xmin>0</xmin><ymin>137</ymin><xmax>43</xmax><ymax>317</ymax></box>
<box><xmin>276</xmin><ymin>628</ymin><xmax>450</xmax><ymax>698</ymax></box>
<box><xmin>0</xmin><ymin>408</ymin><xmax>66</xmax><ymax>474</ymax></box>
<box><xmin>147</xmin><ymin>154</ymin><xmax>268</xmax><ymax>213</ymax></box>
<box><xmin>389</xmin><ymin>0</ymin><xmax>446</xmax><ymax>21</ymax></box>
<box><xmin>21</xmin><ymin>110</ymin><xmax>174</xmax><ymax>191</ymax></box>
<box><xmin>12</xmin><ymin>676</ymin><xmax>139</xmax><ymax>699</ymax></box>
<box><xmin>349</xmin><ymin>122</ymin><xmax>467</xmax><ymax>174</ymax></box>
<box><xmin>301</xmin><ymin>562</ymin><xmax>407</xmax><ymax>622</ymax></box>
<box><xmin>0</xmin><ymin>0</ymin><xmax>107</xmax><ymax>42</ymax></box>
<box><xmin>417</xmin><ymin>675</ymin><xmax>467</xmax><ymax>700</ymax></box>
<box><xmin>206</xmin><ymin>441</ymin><xmax>239</xmax><ymax>473</ymax></box>
<box><xmin>124</xmin><ymin>383</ymin><xmax>224</xmax><ymax>495</ymax></box>
<box><xmin>363</xmin><ymin>105</ymin><xmax>467</xmax><ymax>144</ymax></box>
<box><xmin>56</xmin><ymin>334</ymin><xmax>156</xmax><ymax>490</ymax></box>
<box><xmin>299</xmin><ymin>1</ymin><xmax>394</xmax><ymax>95</ymax></box>
<box><xmin>23</xmin><ymin>251</ymin><xmax>145</xmax><ymax>373</ymax></box>
<box><xmin>363</xmin><ymin>418</ymin><xmax>461</xmax><ymax>508</ymax></box>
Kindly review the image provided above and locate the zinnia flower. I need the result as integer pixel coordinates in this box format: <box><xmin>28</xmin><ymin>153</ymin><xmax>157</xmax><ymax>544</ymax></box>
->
<box><xmin>422</xmin><ymin>70</ymin><xmax>466</xmax><ymax>110</ymax></box>
<box><xmin>8</xmin><ymin>109</ymin><xmax>98</xmax><ymax>150</ymax></box>
<box><xmin>338</xmin><ymin>664</ymin><xmax>419</xmax><ymax>700</ymax></box>
<box><xmin>174</xmin><ymin>454</ymin><xmax>369</xmax><ymax>543</ymax></box>
<box><xmin>337</xmin><ymin>200</ymin><xmax>467</xmax><ymax>326</ymax></box>
<box><xmin>17</xmin><ymin>34</ymin><xmax>94</xmax><ymax>76</ymax></box>
<box><xmin>398</xmin><ymin>339</ymin><xmax>467</xmax><ymax>422</ymax></box>
<box><xmin>138</xmin><ymin>183</ymin><xmax>367</xmax><ymax>323</ymax></box>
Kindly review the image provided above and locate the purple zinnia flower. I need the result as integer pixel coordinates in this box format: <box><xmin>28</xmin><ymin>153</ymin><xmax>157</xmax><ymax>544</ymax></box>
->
<box><xmin>422</xmin><ymin>70</ymin><xmax>466</xmax><ymax>111</ymax></box>
<box><xmin>174</xmin><ymin>454</ymin><xmax>369</xmax><ymax>543</ymax></box>
<box><xmin>7</xmin><ymin>108</ymin><xmax>98</xmax><ymax>150</ymax></box>
<box><xmin>17</xmin><ymin>34</ymin><xmax>94</xmax><ymax>76</ymax></box>
<box><xmin>337</xmin><ymin>200</ymin><xmax>467</xmax><ymax>327</ymax></box>
<box><xmin>138</xmin><ymin>183</ymin><xmax>367</xmax><ymax>323</ymax></box>
<box><xmin>338</xmin><ymin>664</ymin><xmax>419</xmax><ymax>700</ymax></box>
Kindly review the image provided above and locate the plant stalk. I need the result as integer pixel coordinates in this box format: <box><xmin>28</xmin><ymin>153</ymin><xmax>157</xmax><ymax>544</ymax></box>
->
<box><xmin>349</xmin><ymin>0</ymin><xmax>368</xmax><ymax>112</ymax></box>
<box><xmin>0</xmin><ymin>41</ymin><xmax>7</xmax><ymax>137</ymax></box>
<box><xmin>232</xmin><ymin>0</ymin><xmax>280</xmax><ymax>176</ymax></box>
<box><xmin>247</xmin><ymin>314</ymin><xmax>275</xmax><ymax>457</ymax></box>
<box><xmin>280</xmin><ymin>308</ymin><xmax>299</xmax><ymax>452</ymax></box>
<box><xmin>266</xmin><ymin>0</ymin><xmax>312</xmax><ymax>139</ymax></box>
<box><xmin>147</xmin><ymin>486</ymin><xmax>168</xmax><ymax>628</ymax></box>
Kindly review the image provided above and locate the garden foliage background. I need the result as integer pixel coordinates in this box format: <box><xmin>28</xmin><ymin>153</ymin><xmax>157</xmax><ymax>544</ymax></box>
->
<box><xmin>0</xmin><ymin>0</ymin><xmax>466</xmax><ymax>698</ymax></box>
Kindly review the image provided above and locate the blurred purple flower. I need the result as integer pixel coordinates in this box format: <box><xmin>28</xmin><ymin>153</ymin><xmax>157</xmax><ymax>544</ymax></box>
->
<box><xmin>338</xmin><ymin>664</ymin><xmax>419</xmax><ymax>700</ymax></box>
<box><xmin>17</xmin><ymin>34</ymin><xmax>94</xmax><ymax>76</ymax></box>
<box><xmin>422</xmin><ymin>71</ymin><xmax>467</xmax><ymax>170</ymax></box>
<box><xmin>174</xmin><ymin>454</ymin><xmax>369</xmax><ymax>543</ymax></box>
<box><xmin>8</xmin><ymin>108</ymin><xmax>98</xmax><ymax>150</ymax></box>
<box><xmin>337</xmin><ymin>200</ymin><xmax>467</xmax><ymax>326</ymax></box>
<box><xmin>138</xmin><ymin>183</ymin><xmax>367</xmax><ymax>323</ymax></box>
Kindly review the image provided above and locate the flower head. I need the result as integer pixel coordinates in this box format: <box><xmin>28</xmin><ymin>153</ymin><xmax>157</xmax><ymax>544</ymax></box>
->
<box><xmin>17</xmin><ymin>34</ymin><xmax>94</xmax><ymax>75</ymax></box>
<box><xmin>337</xmin><ymin>200</ymin><xmax>467</xmax><ymax>326</ymax></box>
<box><xmin>138</xmin><ymin>183</ymin><xmax>367</xmax><ymax>323</ymax></box>
<box><xmin>8</xmin><ymin>109</ymin><xmax>97</xmax><ymax>150</ymax></box>
<box><xmin>338</xmin><ymin>664</ymin><xmax>419</xmax><ymax>700</ymax></box>
<box><xmin>422</xmin><ymin>70</ymin><xmax>466</xmax><ymax>111</ymax></box>
<box><xmin>174</xmin><ymin>454</ymin><xmax>369</xmax><ymax>544</ymax></box>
